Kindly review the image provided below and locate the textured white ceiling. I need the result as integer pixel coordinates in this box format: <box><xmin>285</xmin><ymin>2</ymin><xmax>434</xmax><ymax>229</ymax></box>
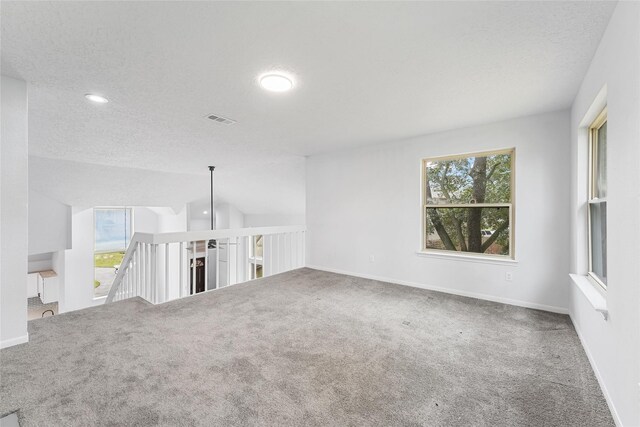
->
<box><xmin>2</xmin><ymin>1</ymin><xmax>615</xmax><ymax>213</ymax></box>
<box><xmin>28</xmin><ymin>156</ymin><xmax>305</xmax><ymax>215</ymax></box>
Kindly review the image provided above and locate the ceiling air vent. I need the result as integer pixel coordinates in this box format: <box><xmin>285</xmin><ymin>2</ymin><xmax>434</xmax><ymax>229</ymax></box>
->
<box><xmin>206</xmin><ymin>114</ymin><xmax>237</xmax><ymax>125</ymax></box>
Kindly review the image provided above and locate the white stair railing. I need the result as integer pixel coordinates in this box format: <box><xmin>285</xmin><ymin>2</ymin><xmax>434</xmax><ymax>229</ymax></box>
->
<box><xmin>106</xmin><ymin>225</ymin><xmax>305</xmax><ymax>304</ymax></box>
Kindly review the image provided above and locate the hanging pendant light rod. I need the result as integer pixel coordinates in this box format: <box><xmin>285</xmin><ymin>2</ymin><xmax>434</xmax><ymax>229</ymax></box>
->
<box><xmin>208</xmin><ymin>166</ymin><xmax>216</xmax><ymax>249</ymax></box>
<box><xmin>209</xmin><ymin>166</ymin><xmax>215</xmax><ymax>231</ymax></box>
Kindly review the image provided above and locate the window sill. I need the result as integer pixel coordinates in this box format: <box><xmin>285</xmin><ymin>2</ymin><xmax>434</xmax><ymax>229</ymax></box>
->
<box><xmin>416</xmin><ymin>251</ymin><xmax>518</xmax><ymax>266</ymax></box>
<box><xmin>569</xmin><ymin>274</ymin><xmax>608</xmax><ymax>320</ymax></box>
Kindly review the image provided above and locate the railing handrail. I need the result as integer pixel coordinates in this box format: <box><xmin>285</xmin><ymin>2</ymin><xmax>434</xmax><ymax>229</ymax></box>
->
<box><xmin>105</xmin><ymin>235</ymin><xmax>142</xmax><ymax>303</ymax></box>
<box><xmin>105</xmin><ymin>225</ymin><xmax>306</xmax><ymax>304</ymax></box>
<box><xmin>134</xmin><ymin>225</ymin><xmax>305</xmax><ymax>245</ymax></box>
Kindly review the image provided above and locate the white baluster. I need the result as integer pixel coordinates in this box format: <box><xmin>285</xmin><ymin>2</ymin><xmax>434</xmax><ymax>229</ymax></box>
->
<box><xmin>136</xmin><ymin>242</ymin><xmax>141</xmax><ymax>297</ymax></box>
<box><xmin>295</xmin><ymin>232</ymin><xmax>299</xmax><ymax>269</ymax></box>
<box><xmin>165</xmin><ymin>243</ymin><xmax>170</xmax><ymax>303</ymax></box>
<box><xmin>245</xmin><ymin>235</ymin><xmax>250</xmax><ymax>281</ymax></box>
<box><xmin>125</xmin><ymin>271</ymin><xmax>130</xmax><ymax>299</ymax></box>
<box><xmin>216</xmin><ymin>240</ymin><xmax>220</xmax><ymax>289</ymax></box>
<box><xmin>284</xmin><ymin>233</ymin><xmax>288</xmax><ymax>272</ymax></box>
<box><xmin>204</xmin><ymin>240</ymin><xmax>209</xmax><ymax>293</ymax></box>
<box><xmin>235</xmin><ymin>236</ymin><xmax>240</xmax><ymax>286</ymax></box>
<box><xmin>143</xmin><ymin>243</ymin><xmax>148</xmax><ymax>301</ymax></box>
<box><xmin>302</xmin><ymin>231</ymin><xmax>306</xmax><ymax>268</ymax></box>
<box><xmin>298</xmin><ymin>231</ymin><xmax>302</xmax><ymax>268</ymax></box>
<box><xmin>269</xmin><ymin>234</ymin><xmax>273</xmax><ymax>276</ymax></box>
<box><xmin>150</xmin><ymin>244</ymin><xmax>157</xmax><ymax>304</ymax></box>
<box><xmin>179</xmin><ymin>242</ymin><xmax>184</xmax><ymax>298</ymax></box>
<box><xmin>143</xmin><ymin>243</ymin><xmax>149</xmax><ymax>300</ymax></box>
<box><xmin>226</xmin><ymin>238</ymin><xmax>231</xmax><ymax>288</ymax></box>
<box><xmin>252</xmin><ymin>235</ymin><xmax>257</xmax><ymax>280</ymax></box>
<box><xmin>131</xmin><ymin>247</ymin><xmax>136</xmax><ymax>298</ymax></box>
<box><xmin>278</xmin><ymin>233</ymin><xmax>282</xmax><ymax>274</ymax></box>
<box><xmin>288</xmin><ymin>233</ymin><xmax>293</xmax><ymax>271</ymax></box>
<box><xmin>292</xmin><ymin>232</ymin><xmax>296</xmax><ymax>269</ymax></box>
<box><xmin>191</xmin><ymin>241</ymin><xmax>197</xmax><ymax>295</ymax></box>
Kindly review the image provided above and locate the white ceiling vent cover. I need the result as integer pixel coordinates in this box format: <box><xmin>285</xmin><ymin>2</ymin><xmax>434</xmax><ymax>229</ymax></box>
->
<box><xmin>206</xmin><ymin>114</ymin><xmax>237</xmax><ymax>125</ymax></box>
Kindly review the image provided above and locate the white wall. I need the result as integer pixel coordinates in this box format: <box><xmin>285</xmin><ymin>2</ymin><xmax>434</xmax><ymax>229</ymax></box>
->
<box><xmin>217</xmin><ymin>203</ymin><xmax>245</xmax><ymax>229</ymax></box>
<box><xmin>28</xmin><ymin>253</ymin><xmax>53</xmax><ymax>273</ymax></box>
<box><xmin>187</xmin><ymin>200</ymin><xmax>246</xmax><ymax>231</ymax></box>
<box><xmin>134</xmin><ymin>207</ymin><xmax>159</xmax><ymax>233</ymax></box>
<box><xmin>28</xmin><ymin>190</ymin><xmax>71</xmax><ymax>256</ymax></box>
<box><xmin>244</xmin><ymin>214</ymin><xmax>304</xmax><ymax>228</ymax></box>
<box><xmin>187</xmin><ymin>199</ymin><xmax>304</xmax><ymax>230</ymax></box>
<box><xmin>307</xmin><ymin>110</ymin><xmax>571</xmax><ymax>312</ymax></box>
<box><xmin>0</xmin><ymin>76</ymin><xmax>29</xmax><ymax>348</ymax></box>
<box><xmin>152</xmin><ymin>206</ymin><xmax>188</xmax><ymax>233</ymax></box>
<box><xmin>187</xmin><ymin>198</ymin><xmax>215</xmax><ymax>231</ymax></box>
<box><xmin>569</xmin><ymin>3</ymin><xmax>640</xmax><ymax>426</ymax></box>
<box><xmin>61</xmin><ymin>207</ymin><xmax>94</xmax><ymax>313</ymax></box>
<box><xmin>189</xmin><ymin>218</ymin><xmax>210</xmax><ymax>232</ymax></box>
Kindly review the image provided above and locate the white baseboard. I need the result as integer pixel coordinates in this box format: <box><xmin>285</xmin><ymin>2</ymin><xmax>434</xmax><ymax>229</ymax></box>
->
<box><xmin>306</xmin><ymin>265</ymin><xmax>569</xmax><ymax>314</ymax></box>
<box><xmin>0</xmin><ymin>334</ymin><xmax>29</xmax><ymax>349</ymax></box>
<box><xmin>569</xmin><ymin>315</ymin><xmax>622</xmax><ymax>427</ymax></box>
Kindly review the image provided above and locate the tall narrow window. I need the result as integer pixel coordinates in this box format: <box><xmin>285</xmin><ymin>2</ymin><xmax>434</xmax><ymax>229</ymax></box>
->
<box><xmin>588</xmin><ymin>108</ymin><xmax>607</xmax><ymax>288</ymax></box>
<box><xmin>94</xmin><ymin>208</ymin><xmax>132</xmax><ymax>297</ymax></box>
<box><xmin>422</xmin><ymin>149</ymin><xmax>514</xmax><ymax>259</ymax></box>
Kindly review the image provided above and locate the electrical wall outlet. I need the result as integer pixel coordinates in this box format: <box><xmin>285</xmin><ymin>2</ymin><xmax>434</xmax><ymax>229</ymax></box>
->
<box><xmin>505</xmin><ymin>272</ymin><xmax>513</xmax><ymax>281</ymax></box>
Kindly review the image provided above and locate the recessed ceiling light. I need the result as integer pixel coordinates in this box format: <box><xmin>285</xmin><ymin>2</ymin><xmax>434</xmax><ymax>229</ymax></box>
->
<box><xmin>260</xmin><ymin>73</ymin><xmax>294</xmax><ymax>92</ymax></box>
<box><xmin>203</xmin><ymin>211</ymin><xmax>208</xmax><ymax>215</ymax></box>
<box><xmin>85</xmin><ymin>93</ymin><xmax>108</xmax><ymax>103</ymax></box>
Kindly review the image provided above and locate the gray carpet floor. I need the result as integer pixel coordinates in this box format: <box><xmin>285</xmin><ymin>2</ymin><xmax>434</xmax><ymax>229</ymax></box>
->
<box><xmin>0</xmin><ymin>268</ymin><xmax>613</xmax><ymax>426</ymax></box>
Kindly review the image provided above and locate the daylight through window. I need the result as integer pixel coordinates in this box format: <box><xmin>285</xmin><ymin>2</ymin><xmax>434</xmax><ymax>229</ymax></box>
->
<box><xmin>422</xmin><ymin>149</ymin><xmax>514</xmax><ymax>258</ymax></box>
<box><xmin>588</xmin><ymin>108</ymin><xmax>607</xmax><ymax>288</ymax></box>
<box><xmin>94</xmin><ymin>208</ymin><xmax>133</xmax><ymax>297</ymax></box>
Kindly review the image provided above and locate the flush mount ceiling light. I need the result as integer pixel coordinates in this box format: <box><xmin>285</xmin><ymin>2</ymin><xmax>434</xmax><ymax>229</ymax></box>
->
<box><xmin>259</xmin><ymin>73</ymin><xmax>294</xmax><ymax>92</ymax></box>
<box><xmin>203</xmin><ymin>211</ymin><xmax>208</xmax><ymax>215</ymax></box>
<box><xmin>85</xmin><ymin>93</ymin><xmax>108</xmax><ymax>103</ymax></box>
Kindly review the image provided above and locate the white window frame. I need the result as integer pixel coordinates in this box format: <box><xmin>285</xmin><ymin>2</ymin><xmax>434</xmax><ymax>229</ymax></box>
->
<box><xmin>93</xmin><ymin>207</ymin><xmax>134</xmax><ymax>298</ymax></box>
<box><xmin>421</xmin><ymin>148</ymin><xmax>515</xmax><ymax>260</ymax></box>
<box><xmin>587</xmin><ymin>107</ymin><xmax>607</xmax><ymax>290</ymax></box>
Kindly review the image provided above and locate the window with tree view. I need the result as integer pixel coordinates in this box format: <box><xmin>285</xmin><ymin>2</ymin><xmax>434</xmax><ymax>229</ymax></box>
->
<box><xmin>422</xmin><ymin>149</ymin><xmax>514</xmax><ymax>258</ymax></box>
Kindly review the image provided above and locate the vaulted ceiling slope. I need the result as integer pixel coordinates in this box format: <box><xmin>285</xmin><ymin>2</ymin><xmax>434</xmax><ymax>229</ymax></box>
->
<box><xmin>2</xmin><ymin>2</ymin><xmax>615</xmax><ymax>212</ymax></box>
